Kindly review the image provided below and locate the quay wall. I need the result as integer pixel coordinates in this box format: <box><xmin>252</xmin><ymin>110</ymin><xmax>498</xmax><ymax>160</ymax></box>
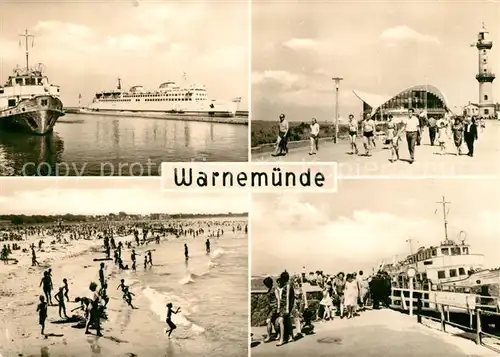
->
<box><xmin>63</xmin><ymin>108</ymin><xmax>248</xmax><ymax>125</ymax></box>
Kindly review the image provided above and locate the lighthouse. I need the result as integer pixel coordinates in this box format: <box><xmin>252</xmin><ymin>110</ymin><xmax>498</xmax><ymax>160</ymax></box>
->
<box><xmin>475</xmin><ymin>23</ymin><xmax>495</xmax><ymax>119</ymax></box>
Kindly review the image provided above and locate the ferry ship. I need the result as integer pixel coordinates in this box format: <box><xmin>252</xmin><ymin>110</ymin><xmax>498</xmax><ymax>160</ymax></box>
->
<box><xmin>384</xmin><ymin>197</ymin><xmax>500</xmax><ymax>292</ymax></box>
<box><xmin>0</xmin><ymin>30</ymin><xmax>64</xmax><ymax>135</ymax></box>
<box><xmin>88</xmin><ymin>77</ymin><xmax>241</xmax><ymax>118</ymax></box>
<box><xmin>385</xmin><ymin>197</ymin><xmax>499</xmax><ymax>315</ymax></box>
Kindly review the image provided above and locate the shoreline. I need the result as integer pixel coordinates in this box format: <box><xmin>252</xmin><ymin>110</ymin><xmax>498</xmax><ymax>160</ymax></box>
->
<box><xmin>63</xmin><ymin>110</ymin><xmax>249</xmax><ymax>125</ymax></box>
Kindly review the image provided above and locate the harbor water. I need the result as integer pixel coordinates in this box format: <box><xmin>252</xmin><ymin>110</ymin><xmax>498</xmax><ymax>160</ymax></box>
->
<box><xmin>0</xmin><ymin>114</ymin><xmax>248</xmax><ymax>176</ymax></box>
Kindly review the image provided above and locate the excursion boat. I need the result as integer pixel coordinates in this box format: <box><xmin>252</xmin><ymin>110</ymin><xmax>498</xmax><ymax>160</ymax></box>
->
<box><xmin>87</xmin><ymin>77</ymin><xmax>241</xmax><ymax>118</ymax></box>
<box><xmin>384</xmin><ymin>197</ymin><xmax>500</xmax><ymax>317</ymax></box>
<box><xmin>0</xmin><ymin>30</ymin><xmax>64</xmax><ymax>135</ymax></box>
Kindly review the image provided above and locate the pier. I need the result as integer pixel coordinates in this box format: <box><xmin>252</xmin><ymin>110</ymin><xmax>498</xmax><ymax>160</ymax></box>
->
<box><xmin>251</xmin><ymin>307</ymin><xmax>500</xmax><ymax>357</ymax></box>
<box><xmin>63</xmin><ymin>108</ymin><xmax>248</xmax><ymax>125</ymax></box>
<box><xmin>251</xmin><ymin>121</ymin><xmax>500</xmax><ymax>176</ymax></box>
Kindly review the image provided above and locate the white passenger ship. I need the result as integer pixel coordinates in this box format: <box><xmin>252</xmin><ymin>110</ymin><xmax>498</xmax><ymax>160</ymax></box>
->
<box><xmin>384</xmin><ymin>197</ymin><xmax>499</xmax><ymax>293</ymax></box>
<box><xmin>88</xmin><ymin>77</ymin><xmax>241</xmax><ymax>118</ymax></box>
<box><xmin>0</xmin><ymin>30</ymin><xmax>64</xmax><ymax>135</ymax></box>
<box><xmin>384</xmin><ymin>197</ymin><xmax>499</xmax><ymax>316</ymax></box>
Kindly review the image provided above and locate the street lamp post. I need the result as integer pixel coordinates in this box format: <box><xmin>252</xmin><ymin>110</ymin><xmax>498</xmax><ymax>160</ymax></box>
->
<box><xmin>332</xmin><ymin>77</ymin><xmax>343</xmax><ymax>144</ymax></box>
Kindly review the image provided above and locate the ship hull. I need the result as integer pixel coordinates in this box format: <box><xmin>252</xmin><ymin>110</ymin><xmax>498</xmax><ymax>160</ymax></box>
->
<box><xmin>0</xmin><ymin>96</ymin><xmax>64</xmax><ymax>135</ymax></box>
<box><xmin>87</xmin><ymin>108</ymin><xmax>236</xmax><ymax>118</ymax></box>
<box><xmin>87</xmin><ymin>99</ymin><xmax>237</xmax><ymax>118</ymax></box>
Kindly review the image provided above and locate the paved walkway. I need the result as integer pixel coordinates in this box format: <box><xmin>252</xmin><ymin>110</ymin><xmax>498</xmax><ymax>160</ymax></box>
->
<box><xmin>252</xmin><ymin>122</ymin><xmax>500</xmax><ymax>177</ymax></box>
<box><xmin>251</xmin><ymin>309</ymin><xmax>499</xmax><ymax>357</ymax></box>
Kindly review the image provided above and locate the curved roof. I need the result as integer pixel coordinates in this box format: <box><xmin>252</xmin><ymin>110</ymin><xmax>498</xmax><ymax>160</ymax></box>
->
<box><xmin>353</xmin><ymin>84</ymin><xmax>449</xmax><ymax>114</ymax></box>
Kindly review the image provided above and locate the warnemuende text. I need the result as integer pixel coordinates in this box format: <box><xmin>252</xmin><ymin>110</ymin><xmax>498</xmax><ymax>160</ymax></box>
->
<box><xmin>161</xmin><ymin>163</ymin><xmax>338</xmax><ymax>192</ymax></box>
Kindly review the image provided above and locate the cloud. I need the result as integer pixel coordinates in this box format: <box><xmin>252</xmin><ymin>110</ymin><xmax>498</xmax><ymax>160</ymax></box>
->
<box><xmin>252</xmin><ymin>193</ymin><xmax>500</xmax><ymax>275</ymax></box>
<box><xmin>252</xmin><ymin>70</ymin><xmax>301</xmax><ymax>88</ymax></box>
<box><xmin>380</xmin><ymin>26</ymin><xmax>440</xmax><ymax>44</ymax></box>
<box><xmin>252</xmin><ymin>69</ymin><xmax>358</xmax><ymax>111</ymax></box>
<box><xmin>35</xmin><ymin>21</ymin><xmax>92</xmax><ymax>40</ymax></box>
<box><xmin>282</xmin><ymin>38</ymin><xmax>322</xmax><ymax>51</ymax></box>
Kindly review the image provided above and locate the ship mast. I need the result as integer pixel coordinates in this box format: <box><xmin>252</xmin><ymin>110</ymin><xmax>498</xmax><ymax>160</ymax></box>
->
<box><xmin>437</xmin><ymin>196</ymin><xmax>451</xmax><ymax>243</ymax></box>
<box><xmin>19</xmin><ymin>29</ymin><xmax>34</xmax><ymax>71</ymax></box>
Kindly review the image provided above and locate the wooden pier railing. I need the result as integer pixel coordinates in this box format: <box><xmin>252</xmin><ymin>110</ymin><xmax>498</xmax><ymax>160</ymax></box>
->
<box><xmin>391</xmin><ymin>286</ymin><xmax>500</xmax><ymax>353</ymax></box>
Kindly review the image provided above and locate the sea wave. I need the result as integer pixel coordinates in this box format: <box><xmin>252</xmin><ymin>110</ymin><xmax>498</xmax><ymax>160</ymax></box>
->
<box><xmin>142</xmin><ymin>286</ymin><xmax>205</xmax><ymax>334</ymax></box>
<box><xmin>178</xmin><ymin>270</ymin><xmax>212</xmax><ymax>285</ymax></box>
<box><xmin>210</xmin><ymin>248</ymin><xmax>225</xmax><ymax>260</ymax></box>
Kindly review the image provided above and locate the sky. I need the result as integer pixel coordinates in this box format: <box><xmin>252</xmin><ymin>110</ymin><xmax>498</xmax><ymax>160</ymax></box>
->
<box><xmin>252</xmin><ymin>0</ymin><xmax>500</xmax><ymax>122</ymax></box>
<box><xmin>251</xmin><ymin>179</ymin><xmax>500</xmax><ymax>275</ymax></box>
<box><xmin>0</xmin><ymin>0</ymin><xmax>249</xmax><ymax>108</ymax></box>
<box><xmin>0</xmin><ymin>178</ymin><xmax>250</xmax><ymax>215</ymax></box>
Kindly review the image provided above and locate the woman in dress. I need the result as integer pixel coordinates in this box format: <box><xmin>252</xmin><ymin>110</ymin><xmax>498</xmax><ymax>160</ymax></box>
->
<box><xmin>436</xmin><ymin>117</ymin><xmax>449</xmax><ymax>155</ymax></box>
<box><xmin>343</xmin><ymin>274</ymin><xmax>359</xmax><ymax>319</ymax></box>
<box><xmin>451</xmin><ymin>117</ymin><xmax>464</xmax><ymax>155</ymax></box>
<box><xmin>319</xmin><ymin>283</ymin><xmax>334</xmax><ymax>321</ymax></box>
<box><xmin>385</xmin><ymin>115</ymin><xmax>399</xmax><ymax>162</ymax></box>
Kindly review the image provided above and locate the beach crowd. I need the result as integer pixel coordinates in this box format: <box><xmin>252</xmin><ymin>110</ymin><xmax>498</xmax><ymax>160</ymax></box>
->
<box><xmin>0</xmin><ymin>218</ymin><xmax>247</xmax><ymax>340</ymax></box>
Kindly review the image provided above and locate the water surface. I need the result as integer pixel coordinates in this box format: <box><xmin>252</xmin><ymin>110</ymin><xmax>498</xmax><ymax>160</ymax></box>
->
<box><xmin>0</xmin><ymin>114</ymin><xmax>248</xmax><ymax>176</ymax></box>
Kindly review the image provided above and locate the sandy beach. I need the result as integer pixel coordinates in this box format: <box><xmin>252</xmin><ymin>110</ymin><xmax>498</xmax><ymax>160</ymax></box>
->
<box><xmin>0</xmin><ymin>218</ymin><xmax>248</xmax><ymax>357</ymax></box>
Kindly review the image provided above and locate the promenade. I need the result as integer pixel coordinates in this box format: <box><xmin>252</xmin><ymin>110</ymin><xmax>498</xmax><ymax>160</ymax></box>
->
<box><xmin>251</xmin><ymin>309</ymin><xmax>500</xmax><ymax>357</ymax></box>
<box><xmin>251</xmin><ymin>121</ymin><xmax>500</xmax><ymax>177</ymax></box>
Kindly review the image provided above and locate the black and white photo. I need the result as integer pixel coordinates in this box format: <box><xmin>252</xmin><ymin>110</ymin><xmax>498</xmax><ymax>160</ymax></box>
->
<box><xmin>0</xmin><ymin>0</ymin><xmax>249</xmax><ymax>176</ymax></box>
<box><xmin>251</xmin><ymin>1</ymin><xmax>499</xmax><ymax>177</ymax></box>
<box><xmin>0</xmin><ymin>178</ymin><xmax>249</xmax><ymax>356</ymax></box>
<box><xmin>251</xmin><ymin>179</ymin><xmax>500</xmax><ymax>356</ymax></box>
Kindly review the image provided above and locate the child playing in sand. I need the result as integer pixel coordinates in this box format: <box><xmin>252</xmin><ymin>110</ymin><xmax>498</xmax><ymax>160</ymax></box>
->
<box><xmin>117</xmin><ymin>279</ymin><xmax>126</xmax><ymax>293</ymax></box>
<box><xmin>99</xmin><ymin>263</ymin><xmax>106</xmax><ymax>287</ymax></box>
<box><xmin>40</xmin><ymin>271</ymin><xmax>53</xmax><ymax>305</ymax></box>
<box><xmin>73</xmin><ymin>297</ymin><xmax>90</xmax><ymax>319</ymax></box>
<box><xmin>36</xmin><ymin>295</ymin><xmax>48</xmax><ymax>335</ymax></box>
<box><xmin>122</xmin><ymin>286</ymin><xmax>135</xmax><ymax>309</ymax></box>
<box><xmin>147</xmin><ymin>250</ymin><xmax>153</xmax><ymax>266</ymax></box>
<box><xmin>63</xmin><ymin>278</ymin><xmax>70</xmax><ymax>302</ymax></box>
<box><xmin>99</xmin><ymin>283</ymin><xmax>109</xmax><ymax>307</ymax></box>
<box><xmin>54</xmin><ymin>287</ymin><xmax>69</xmax><ymax>319</ymax></box>
<box><xmin>165</xmin><ymin>303</ymin><xmax>181</xmax><ymax>338</ymax></box>
<box><xmin>131</xmin><ymin>250</ymin><xmax>137</xmax><ymax>272</ymax></box>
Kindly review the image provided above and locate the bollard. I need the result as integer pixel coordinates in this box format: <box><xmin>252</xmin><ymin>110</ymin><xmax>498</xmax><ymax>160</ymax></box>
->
<box><xmin>475</xmin><ymin>307</ymin><xmax>482</xmax><ymax>345</ymax></box>
<box><xmin>440</xmin><ymin>304</ymin><xmax>446</xmax><ymax>332</ymax></box>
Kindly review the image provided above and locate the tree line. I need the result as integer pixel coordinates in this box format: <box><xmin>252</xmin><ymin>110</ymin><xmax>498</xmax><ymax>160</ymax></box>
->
<box><xmin>0</xmin><ymin>212</ymin><xmax>248</xmax><ymax>225</ymax></box>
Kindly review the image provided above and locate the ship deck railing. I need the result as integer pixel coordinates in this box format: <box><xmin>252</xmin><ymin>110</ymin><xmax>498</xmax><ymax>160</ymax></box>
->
<box><xmin>391</xmin><ymin>286</ymin><xmax>500</xmax><ymax>353</ymax></box>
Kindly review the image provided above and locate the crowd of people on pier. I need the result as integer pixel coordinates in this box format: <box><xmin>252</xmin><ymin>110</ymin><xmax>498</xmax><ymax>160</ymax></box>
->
<box><xmin>257</xmin><ymin>269</ymin><xmax>392</xmax><ymax>347</ymax></box>
<box><xmin>0</xmin><ymin>218</ymin><xmax>247</xmax><ymax>339</ymax></box>
<box><xmin>272</xmin><ymin>110</ymin><xmax>486</xmax><ymax>161</ymax></box>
